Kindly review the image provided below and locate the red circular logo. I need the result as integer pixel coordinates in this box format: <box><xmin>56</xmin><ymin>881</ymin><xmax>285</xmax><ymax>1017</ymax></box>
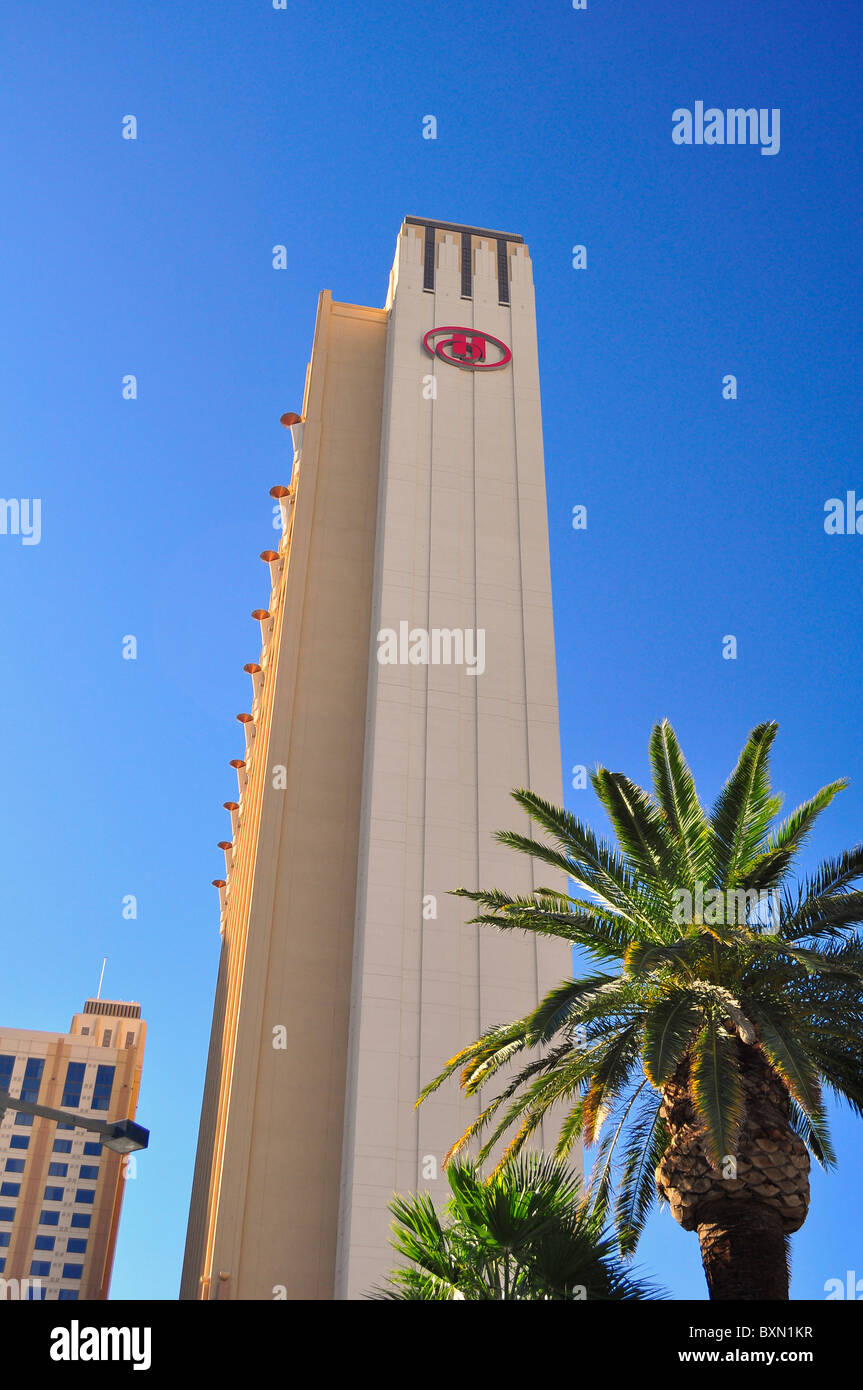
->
<box><xmin>422</xmin><ymin>326</ymin><xmax>512</xmax><ymax>371</ymax></box>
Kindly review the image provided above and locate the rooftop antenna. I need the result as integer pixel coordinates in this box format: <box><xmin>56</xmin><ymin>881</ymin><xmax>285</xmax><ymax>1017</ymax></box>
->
<box><xmin>96</xmin><ymin>957</ymin><xmax>107</xmax><ymax>1001</ymax></box>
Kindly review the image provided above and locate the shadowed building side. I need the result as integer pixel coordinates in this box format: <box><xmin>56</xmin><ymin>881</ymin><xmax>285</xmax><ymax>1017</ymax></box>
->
<box><xmin>181</xmin><ymin>294</ymin><xmax>387</xmax><ymax>1300</ymax></box>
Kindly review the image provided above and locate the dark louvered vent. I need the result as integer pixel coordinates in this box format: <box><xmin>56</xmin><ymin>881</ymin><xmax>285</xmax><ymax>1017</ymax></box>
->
<box><xmin>497</xmin><ymin>238</ymin><xmax>510</xmax><ymax>305</ymax></box>
<box><xmin>461</xmin><ymin>232</ymin><xmax>472</xmax><ymax>298</ymax></box>
<box><xmin>423</xmin><ymin>224</ymin><xmax>435</xmax><ymax>291</ymax></box>
<box><xmin>406</xmin><ymin>218</ymin><xmax>524</xmax><ymax>296</ymax></box>
<box><xmin>83</xmin><ymin>1000</ymin><xmax>142</xmax><ymax>1019</ymax></box>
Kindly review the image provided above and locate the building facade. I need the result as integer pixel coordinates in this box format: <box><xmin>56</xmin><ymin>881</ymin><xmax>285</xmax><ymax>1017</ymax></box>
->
<box><xmin>182</xmin><ymin>217</ymin><xmax>571</xmax><ymax>1301</ymax></box>
<box><xmin>0</xmin><ymin>999</ymin><xmax>146</xmax><ymax>1300</ymax></box>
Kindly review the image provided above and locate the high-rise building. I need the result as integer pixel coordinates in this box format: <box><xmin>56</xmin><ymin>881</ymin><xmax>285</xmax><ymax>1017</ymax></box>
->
<box><xmin>0</xmin><ymin>999</ymin><xmax>146</xmax><ymax>1300</ymax></box>
<box><xmin>181</xmin><ymin>217</ymin><xmax>571</xmax><ymax>1301</ymax></box>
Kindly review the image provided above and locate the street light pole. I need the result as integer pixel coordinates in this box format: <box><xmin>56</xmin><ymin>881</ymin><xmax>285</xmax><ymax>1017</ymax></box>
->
<box><xmin>0</xmin><ymin>1090</ymin><xmax>149</xmax><ymax>1154</ymax></box>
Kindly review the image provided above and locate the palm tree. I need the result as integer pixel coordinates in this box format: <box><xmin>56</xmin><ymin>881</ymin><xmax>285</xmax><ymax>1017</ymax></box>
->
<box><xmin>372</xmin><ymin>1154</ymin><xmax>656</xmax><ymax>1300</ymax></box>
<box><xmin>418</xmin><ymin>721</ymin><xmax>863</xmax><ymax>1300</ymax></box>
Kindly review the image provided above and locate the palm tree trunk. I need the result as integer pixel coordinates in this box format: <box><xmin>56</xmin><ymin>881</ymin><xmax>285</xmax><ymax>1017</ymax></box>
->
<box><xmin>697</xmin><ymin>1205</ymin><xmax>790</xmax><ymax>1300</ymax></box>
<box><xmin>656</xmin><ymin>1045</ymin><xmax>809</xmax><ymax>1299</ymax></box>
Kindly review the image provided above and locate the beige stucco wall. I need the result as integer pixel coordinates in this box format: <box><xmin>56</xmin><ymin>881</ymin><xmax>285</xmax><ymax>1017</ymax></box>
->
<box><xmin>335</xmin><ymin>225</ymin><xmax>571</xmax><ymax>1299</ymax></box>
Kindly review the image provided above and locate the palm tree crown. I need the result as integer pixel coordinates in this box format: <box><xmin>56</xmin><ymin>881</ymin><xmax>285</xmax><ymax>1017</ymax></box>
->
<box><xmin>372</xmin><ymin>1154</ymin><xmax>657</xmax><ymax>1300</ymax></box>
<box><xmin>418</xmin><ymin>721</ymin><xmax>863</xmax><ymax>1298</ymax></box>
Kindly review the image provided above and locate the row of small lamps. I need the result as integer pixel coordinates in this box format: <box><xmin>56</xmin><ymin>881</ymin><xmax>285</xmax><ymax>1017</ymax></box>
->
<box><xmin>211</xmin><ymin>413</ymin><xmax>302</xmax><ymax>921</ymax></box>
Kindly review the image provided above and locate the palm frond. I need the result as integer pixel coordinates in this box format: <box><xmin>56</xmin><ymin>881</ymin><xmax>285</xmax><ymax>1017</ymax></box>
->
<box><xmin>615</xmin><ymin>1093</ymin><xmax>668</xmax><ymax>1256</ymax></box>
<box><xmin>506</xmin><ymin>788</ymin><xmax>656</xmax><ymax>928</ymax></box>
<box><xmin>649</xmin><ymin>718</ymin><xmax>712</xmax><ymax>885</ymax></box>
<box><xmin>710</xmin><ymin>721</ymin><xmax>781</xmax><ymax>883</ymax></box>
<box><xmin>762</xmin><ymin>780</ymin><xmax>848</xmax><ymax>862</ymax></box>
<box><xmin>642</xmin><ymin>991</ymin><xmax>704</xmax><ymax>1085</ymax></box>
<box><xmin>582</xmin><ymin>1079</ymin><xmax>651</xmax><ymax>1228</ymax></box>
<box><xmin>746</xmin><ymin>999</ymin><xmax>825</xmax><ymax>1121</ymax></box>
<box><xmin>415</xmin><ymin>1017</ymin><xmax>530</xmax><ymax>1106</ymax></box>
<box><xmin>452</xmin><ymin>885</ymin><xmax>632</xmax><ymax>959</ymax></box>
<box><xmin>690</xmin><ymin>1023</ymin><xmax>745</xmax><ymax>1166</ymax></box>
<box><xmin>787</xmin><ymin>1096</ymin><xmax>836</xmax><ymax>1168</ymax></box>
<box><xmin>526</xmin><ymin>974</ymin><xmax>629</xmax><ymax>1044</ymax></box>
<box><xmin>590</xmin><ymin>770</ymin><xmax>680</xmax><ymax>892</ymax></box>
<box><xmin>582</xmin><ymin>1022</ymin><xmax>643</xmax><ymax>1146</ymax></box>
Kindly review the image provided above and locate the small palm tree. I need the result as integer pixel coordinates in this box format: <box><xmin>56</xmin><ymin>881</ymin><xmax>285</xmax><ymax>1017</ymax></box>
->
<box><xmin>372</xmin><ymin>1154</ymin><xmax>656</xmax><ymax>1300</ymax></box>
<box><xmin>419</xmin><ymin>721</ymin><xmax>863</xmax><ymax>1300</ymax></box>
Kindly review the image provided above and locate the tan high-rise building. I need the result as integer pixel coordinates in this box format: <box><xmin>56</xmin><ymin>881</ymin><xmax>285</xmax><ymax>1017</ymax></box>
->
<box><xmin>181</xmin><ymin>217</ymin><xmax>572</xmax><ymax>1301</ymax></box>
<box><xmin>0</xmin><ymin>999</ymin><xmax>146</xmax><ymax>1300</ymax></box>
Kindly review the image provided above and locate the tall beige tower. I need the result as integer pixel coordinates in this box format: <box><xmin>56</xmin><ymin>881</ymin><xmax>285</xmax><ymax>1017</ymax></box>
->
<box><xmin>0</xmin><ymin>999</ymin><xmax>146</xmax><ymax>1300</ymax></box>
<box><xmin>181</xmin><ymin>218</ymin><xmax>571</xmax><ymax>1302</ymax></box>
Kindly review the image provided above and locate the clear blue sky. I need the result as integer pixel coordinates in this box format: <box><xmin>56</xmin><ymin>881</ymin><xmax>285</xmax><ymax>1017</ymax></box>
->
<box><xmin>1</xmin><ymin>0</ymin><xmax>861</xmax><ymax>1300</ymax></box>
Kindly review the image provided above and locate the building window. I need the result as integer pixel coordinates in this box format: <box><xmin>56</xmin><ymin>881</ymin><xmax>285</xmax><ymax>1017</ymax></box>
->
<box><xmin>62</xmin><ymin>1262</ymin><xmax>84</xmax><ymax>1279</ymax></box>
<box><xmin>48</xmin><ymin>1163</ymin><xmax>69</xmax><ymax>1177</ymax></box>
<box><xmin>14</xmin><ymin>1114</ymin><xmax>33</xmax><ymax>1126</ymax></box>
<box><xmin>9</xmin><ymin>1136</ymin><xmax>29</xmax><ymax>1150</ymax></box>
<box><xmin>21</xmin><ymin>1057</ymin><xmax>44</xmax><ymax>1103</ymax></box>
<box><xmin>81</xmin><ymin>1027</ymin><xmax>90</xmax><ymax>1036</ymax></box>
<box><xmin>35</xmin><ymin>1235</ymin><xmax>56</xmax><ymax>1251</ymax></box>
<box><xmin>79</xmin><ymin>1165</ymin><xmax>99</xmax><ymax>1181</ymax></box>
<box><xmin>0</xmin><ymin>1208</ymin><xmax>16</xmax><ymax>1222</ymax></box>
<box><xmin>66</xmin><ymin>1238</ymin><xmax>87</xmax><ymax>1254</ymax></box>
<box><xmin>0</xmin><ymin>1055</ymin><xmax>14</xmax><ymax>1092</ymax></box>
<box><xmin>30</xmin><ymin>1260</ymin><xmax>51</xmax><ymax>1277</ymax></box>
<box><xmin>75</xmin><ymin>1188</ymin><xmax>96</xmax><ymax>1205</ymax></box>
<box><xmin>61</xmin><ymin>1062</ymin><xmax>86</xmax><ymax>1108</ymax></box>
<box><xmin>5</xmin><ymin>1159</ymin><xmax>25</xmax><ymax>1174</ymax></box>
<box><xmin>44</xmin><ymin>1186</ymin><xmax>65</xmax><ymax>1202</ymax></box>
<box><xmin>56</xmin><ymin>1122</ymin><xmax>75</xmax><ymax>1131</ymax></box>
<box><xmin>102</xmin><ymin>1030</ymin><xmax>112</xmax><ymax>1047</ymax></box>
<box><xmin>125</xmin><ymin>1031</ymin><xmax>135</xmax><ymax>1048</ymax></box>
<box><xmin>83</xmin><ymin>1142</ymin><xmax>101</xmax><ymax>1156</ymax></box>
<box><xmin>0</xmin><ymin>1183</ymin><xmax>20</xmax><ymax>1197</ymax></box>
<box><xmin>0</xmin><ymin>1258</ymin><xmax>4</xmax><ymax>1272</ymax></box>
<box><xmin>38</xmin><ymin>1211</ymin><xmax>60</xmax><ymax>1226</ymax></box>
<box><xmin>26</xmin><ymin>1286</ymin><xmax>46</xmax><ymax>1300</ymax></box>
<box><xmin>58</xmin><ymin>1289</ymin><xmax>78</xmax><ymax>1300</ymax></box>
<box><xmin>70</xmin><ymin>1213</ymin><xmax>90</xmax><ymax>1229</ymax></box>
<box><xmin>0</xmin><ymin>1233</ymin><xmax>10</xmax><ymax>1247</ymax></box>
<box><xmin>92</xmin><ymin>1064</ymin><xmax>115</xmax><ymax>1111</ymax></box>
<box><xmin>53</xmin><ymin>1139</ymin><xmax>72</xmax><ymax>1154</ymax></box>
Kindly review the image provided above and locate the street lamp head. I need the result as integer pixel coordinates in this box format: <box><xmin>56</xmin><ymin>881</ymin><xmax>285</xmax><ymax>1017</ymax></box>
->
<box><xmin>103</xmin><ymin>1119</ymin><xmax>150</xmax><ymax>1155</ymax></box>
